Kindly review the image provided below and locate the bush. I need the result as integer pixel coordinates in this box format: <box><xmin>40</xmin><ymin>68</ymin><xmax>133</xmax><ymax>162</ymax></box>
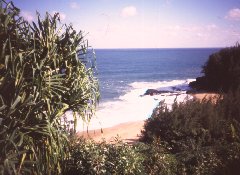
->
<box><xmin>140</xmin><ymin>99</ymin><xmax>220</xmax><ymax>152</ymax></box>
<box><xmin>140</xmin><ymin>91</ymin><xmax>240</xmax><ymax>174</ymax></box>
<box><xmin>64</xmin><ymin>137</ymin><xmax>145</xmax><ymax>175</ymax></box>
<box><xmin>0</xmin><ymin>1</ymin><xmax>99</xmax><ymax>174</ymax></box>
<box><xmin>64</xmin><ymin>136</ymin><xmax>182</xmax><ymax>175</ymax></box>
<box><xmin>139</xmin><ymin>139</ymin><xmax>178</xmax><ymax>175</ymax></box>
<box><xmin>190</xmin><ymin>44</ymin><xmax>240</xmax><ymax>92</ymax></box>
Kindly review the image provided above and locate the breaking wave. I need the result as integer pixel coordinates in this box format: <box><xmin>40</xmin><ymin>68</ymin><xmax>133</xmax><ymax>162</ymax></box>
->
<box><xmin>73</xmin><ymin>79</ymin><xmax>195</xmax><ymax>131</ymax></box>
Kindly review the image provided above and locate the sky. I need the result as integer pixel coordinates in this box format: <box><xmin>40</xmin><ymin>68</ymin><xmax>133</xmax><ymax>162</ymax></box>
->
<box><xmin>12</xmin><ymin>0</ymin><xmax>240</xmax><ymax>48</ymax></box>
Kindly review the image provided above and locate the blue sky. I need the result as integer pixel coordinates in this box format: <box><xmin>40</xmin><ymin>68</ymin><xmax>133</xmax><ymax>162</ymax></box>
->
<box><xmin>12</xmin><ymin>0</ymin><xmax>240</xmax><ymax>48</ymax></box>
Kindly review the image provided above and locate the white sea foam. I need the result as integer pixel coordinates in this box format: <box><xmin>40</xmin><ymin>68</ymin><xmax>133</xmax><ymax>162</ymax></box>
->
<box><xmin>73</xmin><ymin>79</ymin><xmax>195</xmax><ymax>131</ymax></box>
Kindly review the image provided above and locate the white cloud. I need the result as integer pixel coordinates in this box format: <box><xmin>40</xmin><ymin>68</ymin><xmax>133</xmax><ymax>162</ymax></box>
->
<box><xmin>167</xmin><ymin>25</ymin><xmax>201</xmax><ymax>33</ymax></box>
<box><xmin>52</xmin><ymin>11</ymin><xmax>66</xmax><ymax>20</ymax></box>
<box><xmin>231</xmin><ymin>31</ymin><xmax>240</xmax><ymax>38</ymax></box>
<box><xmin>70</xmin><ymin>2</ymin><xmax>79</xmax><ymax>9</ymax></box>
<box><xmin>225</xmin><ymin>8</ymin><xmax>240</xmax><ymax>21</ymax></box>
<box><xmin>121</xmin><ymin>6</ymin><xmax>137</xmax><ymax>17</ymax></box>
<box><xmin>21</xmin><ymin>11</ymin><xmax>34</xmax><ymax>22</ymax></box>
<box><xmin>206</xmin><ymin>24</ymin><xmax>218</xmax><ymax>31</ymax></box>
<box><xmin>167</xmin><ymin>24</ymin><xmax>218</xmax><ymax>34</ymax></box>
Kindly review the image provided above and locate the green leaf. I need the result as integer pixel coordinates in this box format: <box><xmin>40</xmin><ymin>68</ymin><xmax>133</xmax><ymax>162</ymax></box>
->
<box><xmin>10</xmin><ymin>96</ymin><xmax>21</xmax><ymax>110</ymax></box>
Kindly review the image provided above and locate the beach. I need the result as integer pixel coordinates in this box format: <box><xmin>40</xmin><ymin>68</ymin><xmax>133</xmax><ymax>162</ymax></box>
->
<box><xmin>78</xmin><ymin>92</ymin><xmax>218</xmax><ymax>142</ymax></box>
<box><xmin>191</xmin><ymin>92</ymin><xmax>219</xmax><ymax>101</ymax></box>
<box><xmin>79</xmin><ymin>120</ymin><xmax>144</xmax><ymax>143</ymax></box>
<box><xmin>76</xmin><ymin>49</ymin><xmax>221</xmax><ymax>142</ymax></box>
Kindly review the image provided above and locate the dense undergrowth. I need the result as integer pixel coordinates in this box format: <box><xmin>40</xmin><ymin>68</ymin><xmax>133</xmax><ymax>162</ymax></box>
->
<box><xmin>64</xmin><ymin>136</ymin><xmax>180</xmax><ymax>175</ymax></box>
<box><xmin>140</xmin><ymin>90</ymin><xmax>240</xmax><ymax>174</ymax></box>
<box><xmin>64</xmin><ymin>137</ymin><xmax>145</xmax><ymax>175</ymax></box>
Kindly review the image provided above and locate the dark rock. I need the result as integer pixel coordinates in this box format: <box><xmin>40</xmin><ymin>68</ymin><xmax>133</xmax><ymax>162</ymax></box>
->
<box><xmin>189</xmin><ymin>77</ymin><xmax>209</xmax><ymax>91</ymax></box>
<box><xmin>172</xmin><ymin>87</ymin><xmax>181</xmax><ymax>91</ymax></box>
<box><xmin>144</xmin><ymin>89</ymin><xmax>172</xmax><ymax>96</ymax></box>
<box><xmin>144</xmin><ymin>89</ymin><xmax>159</xmax><ymax>96</ymax></box>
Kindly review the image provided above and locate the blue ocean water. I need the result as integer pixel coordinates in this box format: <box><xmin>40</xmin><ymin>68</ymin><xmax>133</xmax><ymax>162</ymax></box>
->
<box><xmin>95</xmin><ymin>48</ymin><xmax>221</xmax><ymax>102</ymax></box>
<box><xmin>75</xmin><ymin>48</ymin><xmax>222</xmax><ymax>130</ymax></box>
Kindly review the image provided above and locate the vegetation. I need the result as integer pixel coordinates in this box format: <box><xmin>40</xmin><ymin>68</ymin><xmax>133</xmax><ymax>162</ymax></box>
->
<box><xmin>64</xmin><ymin>136</ymin><xmax>180</xmax><ymax>175</ymax></box>
<box><xmin>0</xmin><ymin>0</ymin><xmax>98</xmax><ymax>174</ymax></box>
<box><xmin>140</xmin><ymin>91</ymin><xmax>240</xmax><ymax>174</ymax></box>
<box><xmin>190</xmin><ymin>44</ymin><xmax>240</xmax><ymax>92</ymax></box>
<box><xmin>1</xmin><ymin>1</ymin><xmax>240</xmax><ymax>175</ymax></box>
<box><xmin>64</xmin><ymin>137</ymin><xmax>144</xmax><ymax>175</ymax></box>
<box><xmin>139</xmin><ymin>45</ymin><xmax>240</xmax><ymax>174</ymax></box>
<box><xmin>139</xmin><ymin>140</ymin><xmax>178</xmax><ymax>175</ymax></box>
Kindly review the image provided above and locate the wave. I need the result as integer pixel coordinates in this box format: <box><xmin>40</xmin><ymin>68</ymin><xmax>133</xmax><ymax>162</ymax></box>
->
<box><xmin>74</xmin><ymin>79</ymin><xmax>195</xmax><ymax>131</ymax></box>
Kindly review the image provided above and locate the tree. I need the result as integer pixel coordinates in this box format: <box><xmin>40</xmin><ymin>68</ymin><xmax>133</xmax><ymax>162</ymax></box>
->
<box><xmin>189</xmin><ymin>44</ymin><xmax>240</xmax><ymax>92</ymax></box>
<box><xmin>0</xmin><ymin>0</ymin><xmax>99</xmax><ymax>174</ymax></box>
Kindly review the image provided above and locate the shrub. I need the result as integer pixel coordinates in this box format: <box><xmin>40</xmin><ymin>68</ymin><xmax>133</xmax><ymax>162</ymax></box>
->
<box><xmin>140</xmin><ymin>99</ymin><xmax>220</xmax><ymax>152</ymax></box>
<box><xmin>140</xmin><ymin>91</ymin><xmax>240</xmax><ymax>174</ymax></box>
<box><xmin>0</xmin><ymin>0</ymin><xmax>99</xmax><ymax>174</ymax></box>
<box><xmin>139</xmin><ymin>139</ymin><xmax>178</xmax><ymax>175</ymax></box>
<box><xmin>64</xmin><ymin>137</ymin><xmax>145</xmax><ymax>175</ymax></box>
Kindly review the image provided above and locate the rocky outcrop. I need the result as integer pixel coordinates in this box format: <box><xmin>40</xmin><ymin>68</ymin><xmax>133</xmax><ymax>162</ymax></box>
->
<box><xmin>144</xmin><ymin>89</ymin><xmax>172</xmax><ymax>96</ymax></box>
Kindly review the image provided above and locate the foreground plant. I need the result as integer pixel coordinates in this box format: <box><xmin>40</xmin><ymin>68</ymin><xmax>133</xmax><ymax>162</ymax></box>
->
<box><xmin>140</xmin><ymin>92</ymin><xmax>240</xmax><ymax>174</ymax></box>
<box><xmin>0</xmin><ymin>0</ymin><xmax>99</xmax><ymax>174</ymax></box>
<box><xmin>64</xmin><ymin>137</ymin><xmax>145</xmax><ymax>175</ymax></box>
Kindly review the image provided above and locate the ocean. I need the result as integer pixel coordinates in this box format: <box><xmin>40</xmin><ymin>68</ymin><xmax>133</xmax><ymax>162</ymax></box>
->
<box><xmin>76</xmin><ymin>48</ymin><xmax>221</xmax><ymax>131</ymax></box>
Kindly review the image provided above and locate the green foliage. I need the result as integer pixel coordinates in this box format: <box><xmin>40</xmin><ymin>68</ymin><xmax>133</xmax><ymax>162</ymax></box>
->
<box><xmin>2</xmin><ymin>1</ymin><xmax>240</xmax><ymax>174</ymax></box>
<box><xmin>140</xmin><ymin>91</ymin><xmax>240</xmax><ymax>174</ymax></box>
<box><xmin>64</xmin><ymin>137</ymin><xmax>145</xmax><ymax>175</ymax></box>
<box><xmin>0</xmin><ymin>0</ymin><xmax>99</xmax><ymax>174</ymax></box>
<box><xmin>190</xmin><ymin>44</ymin><xmax>240</xmax><ymax>92</ymax></box>
<box><xmin>139</xmin><ymin>140</ymin><xmax>177</xmax><ymax>175</ymax></box>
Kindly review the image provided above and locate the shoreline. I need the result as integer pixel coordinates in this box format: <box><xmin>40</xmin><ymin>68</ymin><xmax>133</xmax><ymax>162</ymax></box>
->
<box><xmin>190</xmin><ymin>92</ymin><xmax>220</xmax><ymax>102</ymax></box>
<box><xmin>78</xmin><ymin>92</ymin><xmax>218</xmax><ymax>143</ymax></box>
<box><xmin>78</xmin><ymin>120</ymin><xmax>144</xmax><ymax>143</ymax></box>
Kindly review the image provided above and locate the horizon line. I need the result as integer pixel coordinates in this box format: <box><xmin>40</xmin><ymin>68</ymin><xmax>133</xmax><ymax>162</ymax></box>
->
<box><xmin>93</xmin><ymin>47</ymin><xmax>224</xmax><ymax>50</ymax></box>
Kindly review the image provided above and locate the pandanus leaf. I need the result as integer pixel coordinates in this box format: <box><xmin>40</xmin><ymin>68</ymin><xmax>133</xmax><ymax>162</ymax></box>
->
<box><xmin>0</xmin><ymin>1</ymin><xmax>99</xmax><ymax>174</ymax></box>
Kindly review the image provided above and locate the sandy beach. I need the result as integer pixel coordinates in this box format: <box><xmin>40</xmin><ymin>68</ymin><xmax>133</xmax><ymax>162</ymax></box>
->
<box><xmin>191</xmin><ymin>92</ymin><xmax>219</xmax><ymax>100</ymax></box>
<box><xmin>79</xmin><ymin>120</ymin><xmax>144</xmax><ymax>143</ymax></box>
<box><xmin>78</xmin><ymin>93</ymin><xmax>218</xmax><ymax>143</ymax></box>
